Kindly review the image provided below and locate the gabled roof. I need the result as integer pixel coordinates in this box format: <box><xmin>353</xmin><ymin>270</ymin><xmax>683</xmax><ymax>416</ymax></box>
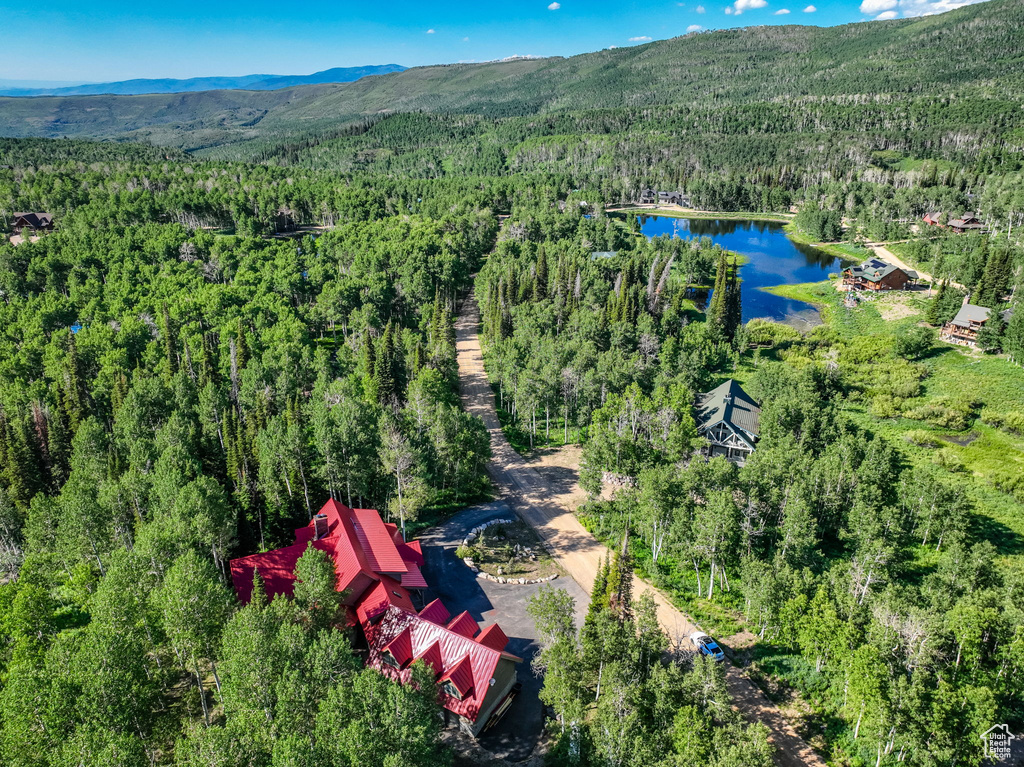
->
<box><xmin>441</xmin><ymin>656</ymin><xmax>475</xmax><ymax>698</ymax></box>
<box><xmin>351</xmin><ymin>508</ymin><xmax>408</xmax><ymax>575</ymax></box>
<box><xmin>13</xmin><ymin>212</ymin><xmax>52</xmax><ymax>228</ymax></box>
<box><xmin>355</xmin><ymin>577</ymin><xmax>417</xmax><ymax>625</ymax></box>
<box><xmin>949</xmin><ymin>303</ymin><xmax>990</xmax><ymax>327</ymax></box>
<box><xmin>229</xmin><ymin>499</ymin><xmax>522</xmax><ymax>725</ymax></box>
<box><xmin>384</xmin><ymin>626</ymin><xmax>414</xmax><ymax>666</ymax></box>
<box><xmin>400</xmin><ymin>562</ymin><xmax>429</xmax><ymax>590</ymax></box>
<box><xmin>419</xmin><ymin>641</ymin><xmax>444</xmax><ymax>676</ymax></box>
<box><xmin>696</xmin><ymin>379</ymin><xmax>761</xmax><ymax>440</ymax></box>
<box><xmin>365</xmin><ymin>605</ymin><xmax>521</xmax><ymax>722</ymax></box>
<box><xmin>418</xmin><ymin>598</ymin><xmax>451</xmax><ymax>625</ymax></box>
<box><xmin>447</xmin><ymin>611</ymin><xmax>480</xmax><ymax>639</ymax></box>
<box><xmin>844</xmin><ymin>258</ymin><xmax>912</xmax><ymax>283</ymax></box>
<box><xmin>475</xmin><ymin>623</ymin><xmax>510</xmax><ymax>652</ymax></box>
<box><xmin>230</xmin><ymin>498</ymin><xmax>425</xmax><ymax>608</ymax></box>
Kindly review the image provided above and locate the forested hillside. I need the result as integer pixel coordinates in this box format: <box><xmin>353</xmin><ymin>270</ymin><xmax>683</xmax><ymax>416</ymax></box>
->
<box><xmin>1</xmin><ymin>0</ymin><xmax>1023</xmax><ymax>151</ymax></box>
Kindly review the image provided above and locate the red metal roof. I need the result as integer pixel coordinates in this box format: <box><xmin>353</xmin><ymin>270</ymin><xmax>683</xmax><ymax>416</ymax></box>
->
<box><xmin>441</xmin><ymin>655</ymin><xmax>475</xmax><ymax>698</ymax></box>
<box><xmin>230</xmin><ymin>535</ymin><xmax>342</xmax><ymax>605</ymax></box>
<box><xmin>228</xmin><ymin>498</ymin><xmax>521</xmax><ymax>724</ymax></box>
<box><xmin>475</xmin><ymin>624</ymin><xmax>509</xmax><ymax>653</ymax></box>
<box><xmin>418</xmin><ymin>599</ymin><xmax>451</xmax><ymax>625</ymax></box>
<box><xmin>398</xmin><ymin>540</ymin><xmax>424</xmax><ymax>566</ymax></box>
<box><xmin>231</xmin><ymin>499</ymin><xmax>424</xmax><ymax>607</ymax></box>
<box><xmin>447</xmin><ymin>611</ymin><xmax>479</xmax><ymax>639</ymax></box>
<box><xmin>419</xmin><ymin>640</ymin><xmax>443</xmax><ymax>676</ymax></box>
<box><xmin>384</xmin><ymin>626</ymin><xmax>414</xmax><ymax>666</ymax></box>
<box><xmin>356</xmin><ymin>578</ymin><xmax>416</xmax><ymax>625</ymax></box>
<box><xmin>401</xmin><ymin>562</ymin><xmax>429</xmax><ymax>590</ymax></box>
<box><xmin>365</xmin><ymin>605</ymin><xmax>506</xmax><ymax>722</ymax></box>
<box><xmin>352</xmin><ymin>509</ymin><xmax>408</xmax><ymax>575</ymax></box>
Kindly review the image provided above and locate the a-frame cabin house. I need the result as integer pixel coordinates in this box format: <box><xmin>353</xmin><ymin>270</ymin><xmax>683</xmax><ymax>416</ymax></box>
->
<box><xmin>695</xmin><ymin>379</ymin><xmax>761</xmax><ymax>465</ymax></box>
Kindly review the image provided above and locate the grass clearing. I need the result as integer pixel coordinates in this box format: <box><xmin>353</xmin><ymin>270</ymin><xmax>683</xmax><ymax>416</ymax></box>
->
<box><xmin>755</xmin><ymin>280</ymin><xmax>1024</xmax><ymax>572</ymax></box>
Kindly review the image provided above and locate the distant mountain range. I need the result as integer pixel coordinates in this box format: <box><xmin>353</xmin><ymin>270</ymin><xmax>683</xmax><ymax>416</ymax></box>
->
<box><xmin>0</xmin><ymin>65</ymin><xmax>407</xmax><ymax>97</ymax></box>
<box><xmin>0</xmin><ymin>0</ymin><xmax>1021</xmax><ymax>154</ymax></box>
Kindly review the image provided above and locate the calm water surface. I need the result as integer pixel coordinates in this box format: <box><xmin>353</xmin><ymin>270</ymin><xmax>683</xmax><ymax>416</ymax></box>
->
<box><xmin>638</xmin><ymin>216</ymin><xmax>843</xmax><ymax>327</ymax></box>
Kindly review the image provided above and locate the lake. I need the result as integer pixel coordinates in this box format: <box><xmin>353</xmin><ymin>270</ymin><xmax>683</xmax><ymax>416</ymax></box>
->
<box><xmin>637</xmin><ymin>215</ymin><xmax>843</xmax><ymax>327</ymax></box>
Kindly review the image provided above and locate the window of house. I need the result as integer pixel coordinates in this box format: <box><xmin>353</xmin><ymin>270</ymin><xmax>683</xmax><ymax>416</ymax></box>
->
<box><xmin>441</xmin><ymin>680</ymin><xmax>464</xmax><ymax>700</ymax></box>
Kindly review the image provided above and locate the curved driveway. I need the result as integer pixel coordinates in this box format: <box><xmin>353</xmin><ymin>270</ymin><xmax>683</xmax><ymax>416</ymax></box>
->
<box><xmin>455</xmin><ymin>293</ymin><xmax>826</xmax><ymax>767</ymax></box>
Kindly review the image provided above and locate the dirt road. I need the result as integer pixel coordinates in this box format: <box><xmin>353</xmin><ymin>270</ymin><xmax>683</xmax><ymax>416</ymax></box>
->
<box><xmin>455</xmin><ymin>293</ymin><xmax>826</xmax><ymax>767</ymax></box>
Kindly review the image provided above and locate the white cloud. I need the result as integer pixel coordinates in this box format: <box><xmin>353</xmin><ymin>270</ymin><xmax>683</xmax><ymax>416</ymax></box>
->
<box><xmin>548</xmin><ymin>1</ymin><xmax>560</xmax><ymax>8</ymax></box>
<box><xmin>426</xmin><ymin>28</ymin><xmax>436</xmax><ymax>34</ymax></box>
<box><xmin>629</xmin><ymin>35</ymin><xmax>653</xmax><ymax>41</ymax></box>
<box><xmin>724</xmin><ymin>6</ymin><xmax>734</xmax><ymax>12</ymax></box>
<box><xmin>608</xmin><ymin>44</ymin><xmax>619</xmax><ymax>48</ymax></box>
<box><xmin>696</xmin><ymin>4</ymin><xmax>706</xmax><ymax>11</ymax></box>
<box><xmin>687</xmin><ymin>23</ymin><xmax>704</xmax><ymax>31</ymax></box>
<box><xmin>774</xmin><ymin>7</ymin><xmax>790</xmax><ymax>12</ymax></box>
<box><xmin>725</xmin><ymin>0</ymin><xmax>767</xmax><ymax>14</ymax></box>
<box><xmin>803</xmin><ymin>4</ymin><xmax>816</xmax><ymax>10</ymax></box>
<box><xmin>860</xmin><ymin>0</ymin><xmax>987</xmax><ymax>19</ymax></box>
<box><xmin>462</xmin><ymin>36</ymin><xmax>470</xmax><ymax>41</ymax></box>
<box><xmin>859</xmin><ymin>0</ymin><xmax>897</xmax><ymax>12</ymax></box>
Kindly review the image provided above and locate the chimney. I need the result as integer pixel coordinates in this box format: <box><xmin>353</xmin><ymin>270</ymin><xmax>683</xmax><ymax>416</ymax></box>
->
<box><xmin>314</xmin><ymin>513</ymin><xmax>329</xmax><ymax>540</ymax></box>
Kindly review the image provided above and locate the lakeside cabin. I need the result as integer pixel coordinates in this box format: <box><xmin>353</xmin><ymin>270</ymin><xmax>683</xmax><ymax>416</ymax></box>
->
<box><xmin>12</xmin><ymin>212</ymin><xmax>54</xmax><ymax>234</ymax></box>
<box><xmin>638</xmin><ymin>188</ymin><xmax>688</xmax><ymax>206</ymax></box>
<box><xmin>696</xmin><ymin>379</ymin><xmax>761</xmax><ymax>466</ymax></box>
<box><xmin>841</xmin><ymin>258</ymin><xmax>917</xmax><ymax>291</ymax></box>
<box><xmin>230</xmin><ymin>499</ymin><xmax>522</xmax><ymax>737</ymax></box>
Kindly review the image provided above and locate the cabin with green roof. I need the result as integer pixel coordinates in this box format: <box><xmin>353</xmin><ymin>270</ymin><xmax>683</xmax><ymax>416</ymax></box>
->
<box><xmin>695</xmin><ymin>379</ymin><xmax>761</xmax><ymax>465</ymax></box>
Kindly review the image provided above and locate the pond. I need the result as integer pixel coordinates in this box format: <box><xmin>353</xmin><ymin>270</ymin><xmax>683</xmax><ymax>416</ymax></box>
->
<box><xmin>637</xmin><ymin>215</ymin><xmax>845</xmax><ymax>327</ymax></box>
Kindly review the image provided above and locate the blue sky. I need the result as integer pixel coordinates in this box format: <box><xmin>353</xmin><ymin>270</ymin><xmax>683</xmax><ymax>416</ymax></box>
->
<box><xmin>0</xmin><ymin>0</ymin><xmax>990</xmax><ymax>82</ymax></box>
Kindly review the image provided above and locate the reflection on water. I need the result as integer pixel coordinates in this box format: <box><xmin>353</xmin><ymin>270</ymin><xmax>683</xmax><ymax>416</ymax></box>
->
<box><xmin>638</xmin><ymin>216</ymin><xmax>843</xmax><ymax>326</ymax></box>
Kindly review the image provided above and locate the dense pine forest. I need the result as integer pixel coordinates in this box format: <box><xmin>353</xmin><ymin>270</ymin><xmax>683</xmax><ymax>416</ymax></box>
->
<box><xmin>1</xmin><ymin>1</ymin><xmax>1024</xmax><ymax>765</ymax></box>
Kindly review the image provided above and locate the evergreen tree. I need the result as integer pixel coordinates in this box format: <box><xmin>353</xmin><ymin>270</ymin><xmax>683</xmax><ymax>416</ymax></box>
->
<box><xmin>975</xmin><ymin>309</ymin><xmax>1006</xmax><ymax>352</ymax></box>
<box><xmin>1005</xmin><ymin>302</ymin><xmax>1024</xmax><ymax>365</ymax></box>
<box><xmin>706</xmin><ymin>250</ymin><xmax>729</xmax><ymax>338</ymax></box>
<box><xmin>976</xmin><ymin>243</ymin><xmax>1013</xmax><ymax>308</ymax></box>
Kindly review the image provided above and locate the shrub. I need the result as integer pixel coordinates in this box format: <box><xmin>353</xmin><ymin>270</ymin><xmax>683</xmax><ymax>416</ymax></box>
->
<box><xmin>932</xmin><ymin>448</ymin><xmax>967</xmax><ymax>473</ymax></box>
<box><xmin>870</xmin><ymin>394</ymin><xmax>901</xmax><ymax>419</ymax></box>
<box><xmin>455</xmin><ymin>545</ymin><xmax>475</xmax><ymax>560</ymax></box>
<box><xmin>904</xmin><ymin>430</ymin><xmax>939</xmax><ymax>448</ymax></box>
<box><xmin>980</xmin><ymin>408</ymin><xmax>1004</xmax><ymax>428</ymax></box>
<box><xmin>747</xmin><ymin>318</ymin><xmax>802</xmax><ymax>347</ymax></box>
<box><xmin>903</xmin><ymin>396</ymin><xmax>979</xmax><ymax>431</ymax></box>
<box><xmin>891</xmin><ymin>327</ymin><xmax>936</xmax><ymax>361</ymax></box>
<box><xmin>990</xmin><ymin>469</ymin><xmax>1024</xmax><ymax>502</ymax></box>
<box><xmin>979</xmin><ymin>409</ymin><xmax>1024</xmax><ymax>435</ymax></box>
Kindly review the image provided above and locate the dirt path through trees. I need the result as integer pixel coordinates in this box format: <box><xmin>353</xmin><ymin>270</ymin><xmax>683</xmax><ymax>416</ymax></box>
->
<box><xmin>455</xmin><ymin>293</ymin><xmax>826</xmax><ymax>767</ymax></box>
<box><xmin>864</xmin><ymin>241</ymin><xmax>966</xmax><ymax>291</ymax></box>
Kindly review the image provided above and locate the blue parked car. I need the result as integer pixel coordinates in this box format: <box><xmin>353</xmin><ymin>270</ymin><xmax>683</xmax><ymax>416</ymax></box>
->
<box><xmin>690</xmin><ymin>631</ymin><xmax>725</xmax><ymax>662</ymax></box>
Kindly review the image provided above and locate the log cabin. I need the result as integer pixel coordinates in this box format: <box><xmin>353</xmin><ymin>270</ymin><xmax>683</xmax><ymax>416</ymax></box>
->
<box><xmin>842</xmin><ymin>258</ymin><xmax>916</xmax><ymax>291</ymax></box>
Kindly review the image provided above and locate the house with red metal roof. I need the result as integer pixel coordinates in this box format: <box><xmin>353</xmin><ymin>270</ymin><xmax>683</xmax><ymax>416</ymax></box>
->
<box><xmin>230</xmin><ymin>498</ymin><xmax>521</xmax><ymax>736</ymax></box>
